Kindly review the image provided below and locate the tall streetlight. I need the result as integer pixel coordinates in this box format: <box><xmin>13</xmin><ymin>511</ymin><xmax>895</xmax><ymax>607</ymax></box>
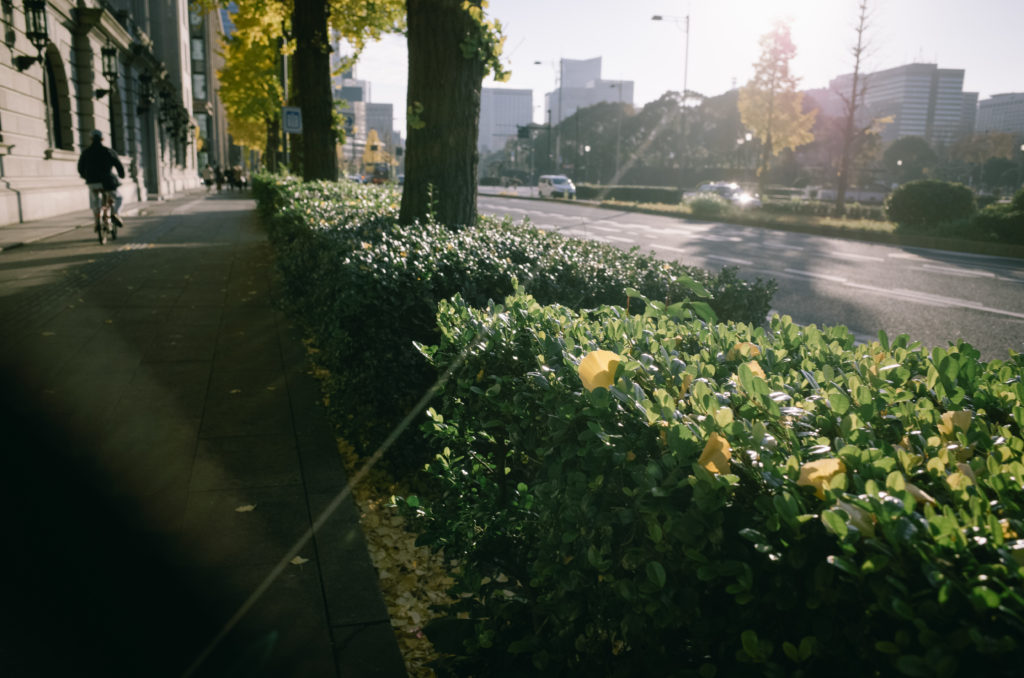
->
<box><xmin>609</xmin><ymin>82</ymin><xmax>624</xmax><ymax>181</ymax></box>
<box><xmin>535</xmin><ymin>59</ymin><xmax>565</xmax><ymax>168</ymax></box>
<box><xmin>652</xmin><ymin>12</ymin><xmax>690</xmax><ymax>184</ymax></box>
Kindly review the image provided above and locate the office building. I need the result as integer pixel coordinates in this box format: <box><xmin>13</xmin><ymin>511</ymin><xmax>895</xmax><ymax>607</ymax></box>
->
<box><xmin>544</xmin><ymin>57</ymin><xmax>634</xmax><ymax>126</ymax></box>
<box><xmin>830</xmin><ymin>63</ymin><xmax>976</xmax><ymax>146</ymax></box>
<box><xmin>976</xmin><ymin>93</ymin><xmax>1024</xmax><ymax>137</ymax></box>
<box><xmin>478</xmin><ymin>88</ymin><xmax>532</xmax><ymax>155</ymax></box>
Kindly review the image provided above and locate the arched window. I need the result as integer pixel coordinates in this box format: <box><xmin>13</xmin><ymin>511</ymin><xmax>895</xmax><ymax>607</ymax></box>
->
<box><xmin>44</xmin><ymin>46</ymin><xmax>72</xmax><ymax>150</ymax></box>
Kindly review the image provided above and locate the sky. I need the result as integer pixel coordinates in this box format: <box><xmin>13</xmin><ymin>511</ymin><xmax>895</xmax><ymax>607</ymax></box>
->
<box><xmin>348</xmin><ymin>0</ymin><xmax>1024</xmax><ymax>133</ymax></box>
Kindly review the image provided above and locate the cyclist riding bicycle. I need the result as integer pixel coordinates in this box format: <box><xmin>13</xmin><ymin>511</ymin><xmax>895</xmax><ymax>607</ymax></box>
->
<box><xmin>77</xmin><ymin>129</ymin><xmax>125</xmax><ymax>232</ymax></box>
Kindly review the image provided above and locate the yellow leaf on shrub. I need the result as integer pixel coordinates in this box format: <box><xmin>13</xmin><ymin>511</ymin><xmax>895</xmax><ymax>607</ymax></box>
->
<box><xmin>698</xmin><ymin>432</ymin><xmax>731</xmax><ymax>474</ymax></box>
<box><xmin>956</xmin><ymin>462</ymin><xmax>977</xmax><ymax>483</ymax></box>
<box><xmin>798</xmin><ymin>458</ymin><xmax>846</xmax><ymax>499</ymax></box>
<box><xmin>938</xmin><ymin>410</ymin><xmax>972</xmax><ymax>437</ymax></box>
<box><xmin>727</xmin><ymin>342</ymin><xmax>760</xmax><ymax>361</ymax></box>
<box><xmin>578</xmin><ymin>350</ymin><xmax>621</xmax><ymax>392</ymax></box>
<box><xmin>679</xmin><ymin>373</ymin><xmax>694</xmax><ymax>396</ymax></box>
<box><xmin>746</xmin><ymin>361</ymin><xmax>766</xmax><ymax>379</ymax></box>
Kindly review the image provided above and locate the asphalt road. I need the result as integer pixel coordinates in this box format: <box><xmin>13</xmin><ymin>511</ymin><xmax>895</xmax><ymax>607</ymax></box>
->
<box><xmin>477</xmin><ymin>195</ymin><xmax>1024</xmax><ymax>362</ymax></box>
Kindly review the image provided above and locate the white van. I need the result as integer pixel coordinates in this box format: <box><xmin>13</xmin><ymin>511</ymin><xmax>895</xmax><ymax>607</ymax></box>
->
<box><xmin>537</xmin><ymin>174</ymin><xmax>576</xmax><ymax>199</ymax></box>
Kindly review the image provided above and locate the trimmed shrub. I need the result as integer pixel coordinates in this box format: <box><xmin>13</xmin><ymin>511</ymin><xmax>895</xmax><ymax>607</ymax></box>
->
<box><xmin>412</xmin><ymin>290</ymin><xmax>1024</xmax><ymax>677</ymax></box>
<box><xmin>761</xmin><ymin>200</ymin><xmax>886</xmax><ymax>221</ymax></box>
<box><xmin>1012</xmin><ymin>187</ymin><xmax>1024</xmax><ymax>213</ymax></box>
<box><xmin>254</xmin><ymin>174</ymin><xmax>776</xmax><ymax>474</ymax></box>
<box><xmin>687</xmin><ymin>193</ymin><xmax>732</xmax><ymax>220</ymax></box>
<box><xmin>885</xmin><ymin>180</ymin><xmax>977</xmax><ymax>231</ymax></box>
<box><xmin>577</xmin><ymin>184</ymin><xmax>681</xmax><ymax>203</ymax></box>
<box><xmin>973</xmin><ymin>203</ymin><xmax>1024</xmax><ymax>244</ymax></box>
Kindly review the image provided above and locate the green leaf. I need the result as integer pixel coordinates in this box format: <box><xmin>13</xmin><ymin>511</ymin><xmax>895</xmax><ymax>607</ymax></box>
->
<box><xmin>689</xmin><ymin>301</ymin><xmax>718</xmax><ymax>324</ymax></box>
<box><xmin>822</xmin><ymin>509</ymin><xmax>848</xmax><ymax>538</ymax></box>
<box><xmin>972</xmin><ymin>585</ymin><xmax>1001</xmax><ymax>609</ymax></box>
<box><xmin>646</xmin><ymin>560</ymin><xmax>667</xmax><ymax>589</ymax></box>
<box><xmin>829</xmin><ymin>391</ymin><xmax>851</xmax><ymax>415</ymax></box>
<box><xmin>675</xmin><ymin>273</ymin><xmax>712</xmax><ymax>298</ymax></box>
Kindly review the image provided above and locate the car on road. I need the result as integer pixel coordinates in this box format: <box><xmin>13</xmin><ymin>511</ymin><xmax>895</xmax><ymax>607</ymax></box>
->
<box><xmin>686</xmin><ymin>181</ymin><xmax>762</xmax><ymax>208</ymax></box>
<box><xmin>538</xmin><ymin>174</ymin><xmax>576</xmax><ymax>199</ymax></box>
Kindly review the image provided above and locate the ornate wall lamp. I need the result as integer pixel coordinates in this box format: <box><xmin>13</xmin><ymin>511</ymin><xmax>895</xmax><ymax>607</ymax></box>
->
<box><xmin>94</xmin><ymin>45</ymin><xmax>118</xmax><ymax>99</ymax></box>
<box><xmin>14</xmin><ymin>0</ymin><xmax>48</xmax><ymax>71</ymax></box>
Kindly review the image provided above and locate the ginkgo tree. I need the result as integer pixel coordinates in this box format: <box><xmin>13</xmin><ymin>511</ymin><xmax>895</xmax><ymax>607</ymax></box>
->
<box><xmin>399</xmin><ymin>0</ymin><xmax>508</xmax><ymax>227</ymax></box>
<box><xmin>738</xmin><ymin>21</ymin><xmax>816</xmax><ymax>191</ymax></box>
<box><xmin>196</xmin><ymin>0</ymin><xmax>403</xmax><ymax>175</ymax></box>
<box><xmin>213</xmin><ymin>0</ymin><xmax>289</xmax><ymax>168</ymax></box>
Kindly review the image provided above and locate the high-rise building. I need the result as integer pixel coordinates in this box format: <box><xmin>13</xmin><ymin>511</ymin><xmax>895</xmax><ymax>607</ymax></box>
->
<box><xmin>478</xmin><ymin>88</ymin><xmax>532</xmax><ymax>155</ymax></box>
<box><xmin>830</xmin><ymin>63</ymin><xmax>976</xmax><ymax>146</ymax></box>
<box><xmin>543</xmin><ymin>57</ymin><xmax>634</xmax><ymax>126</ymax></box>
<box><xmin>975</xmin><ymin>93</ymin><xmax>1024</xmax><ymax>137</ymax></box>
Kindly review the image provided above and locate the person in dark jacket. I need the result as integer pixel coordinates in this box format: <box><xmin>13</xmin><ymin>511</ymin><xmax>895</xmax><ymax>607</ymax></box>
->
<box><xmin>77</xmin><ymin>129</ymin><xmax>125</xmax><ymax>229</ymax></box>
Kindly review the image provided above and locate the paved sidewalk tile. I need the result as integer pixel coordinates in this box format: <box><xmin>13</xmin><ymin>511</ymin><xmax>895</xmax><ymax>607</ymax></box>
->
<box><xmin>0</xmin><ymin>193</ymin><xmax>406</xmax><ymax>677</ymax></box>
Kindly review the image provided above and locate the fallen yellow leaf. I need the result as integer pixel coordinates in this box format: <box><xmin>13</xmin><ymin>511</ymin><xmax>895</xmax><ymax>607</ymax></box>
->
<box><xmin>798</xmin><ymin>458</ymin><xmax>845</xmax><ymax>499</ymax></box>
<box><xmin>578</xmin><ymin>350</ymin><xmax>621</xmax><ymax>392</ymax></box>
<box><xmin>727</xmin><ymin>342</ymin><xmax>760</xmax><ymax>361</ymax></box>
<box><xmin>234</xmin><ymin>504</ymin><xmax>256</xmax><ymax>513</ymax></box>
<box><xmin>290</xmin><ymin>555</ymin><xmax>309</xmax><ymax>565</ymax></box>
<box><xmin>698</xmin><ymin>432</ymin><xmax>732</xmax><ymax>474</ymax></box>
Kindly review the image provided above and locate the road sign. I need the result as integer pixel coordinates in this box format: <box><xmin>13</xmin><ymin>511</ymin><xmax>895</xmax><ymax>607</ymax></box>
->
<box><xmin>282</xmin><ymin>106</ymin><xmax>303</xmax><ymax>134</ymax></box>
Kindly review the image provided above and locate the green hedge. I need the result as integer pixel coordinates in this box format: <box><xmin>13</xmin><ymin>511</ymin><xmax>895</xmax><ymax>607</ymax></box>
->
<box><xmin>762</xmin><ymin>200</ymin><xmax>887</xmax><ymax>221</ymax></box>
<box><xmin>577</xmin><ymin>184</ymin><xmax>682</xmax><ymax>203</ymax></box>
<box><xmin>255</xmin><ymin>174</ymin><xmax>776</xmax><ymax>474</ymax></box>
<box><xmin>412</xmin><ymin>290</ymin><xmax>1024</xmax><ymax>677</ymax></box>
<box><xmin>886</xmin><ymin>180</ymin><xmax>977</xmax><ymax>231</ymax></box>
<box><xmin>972</xmin><ymin>204</ymin><xmax>1024</xmax><ymax>243</ymax></box>
<box><xmin>687</xmin><ymin>193</ymin><xmax>734</xmax><ymax>220</ymax></box>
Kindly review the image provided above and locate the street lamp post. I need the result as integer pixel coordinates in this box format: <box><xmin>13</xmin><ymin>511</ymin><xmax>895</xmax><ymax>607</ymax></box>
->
<box><xmin>609</xmin><ymin>82</ymin><xmax>624</xmax><ymax>182</ymax></box>
<box><xmin>652</xmin><ymin>12</ymin><xmax>690</xmax><ymax>185</ymax></box>
<box><xmin>535</xmin><ymin>59</ymin><xmax>565</xmax><ymax>169</ymax></box>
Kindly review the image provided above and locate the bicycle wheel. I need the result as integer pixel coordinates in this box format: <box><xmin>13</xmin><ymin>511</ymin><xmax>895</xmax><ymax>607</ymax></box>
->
<box><xmin>98</xmin><ymin>212</ymin><xmax>110</xmax><ymax>245</ymax></box>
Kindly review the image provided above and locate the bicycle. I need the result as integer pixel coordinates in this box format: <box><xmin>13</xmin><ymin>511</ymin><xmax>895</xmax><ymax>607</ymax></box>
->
<box><xmin>88</xmin><ymin>183</ymin><xmax>118</xmax><ymax>245</ymax></box>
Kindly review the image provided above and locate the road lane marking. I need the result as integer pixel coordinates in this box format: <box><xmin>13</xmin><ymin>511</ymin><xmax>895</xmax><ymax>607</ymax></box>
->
<box><xmin>783</xmin><ymin>268</ymin><xmax>847</xmax><ymax>283</ymax></box>
<box><xmin>760</xmin><ymin>242</ymin><xmax>805</xmax><ymax>251</ymax></box>
<box><xmin>604</xmin><ymin>235</ymin><xmax>635</xmax><ymax>243</ymax></box>
<box><xmin>921</xmin><ymin>263</ymin><xmax>996</xmax><ymax>279</ymax></box>
<box><xmin>828</xmin><ymin>251</ymin><xmax>885</xmax><ymax>262</ymax></box>
<box><xmin>707</xmin><ymin>254</ymin><xmax>753</xmax><ymax>266</ymax></box>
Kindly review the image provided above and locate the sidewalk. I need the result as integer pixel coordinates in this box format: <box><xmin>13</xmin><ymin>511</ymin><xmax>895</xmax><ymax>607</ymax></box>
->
<box><xmin>0</xmin><ymin>191</ymin><xmax>407</xmax><ymax>677</ymax></box>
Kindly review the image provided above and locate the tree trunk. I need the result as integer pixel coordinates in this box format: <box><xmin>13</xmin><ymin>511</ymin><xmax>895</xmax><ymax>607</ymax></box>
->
<box><xmin>265</xmin><ymin>115</ymin><xmax>279</xmax><ymax>172</ymax></box>
<box><xmin>400</xmin><ymin>0</ymin><xmax>485</xmax><ymax>227</ymax></box>
<box><xmin>293</xmin><ymin>0</ymin><xmax>337</xmax><ymax>181</ymax></box>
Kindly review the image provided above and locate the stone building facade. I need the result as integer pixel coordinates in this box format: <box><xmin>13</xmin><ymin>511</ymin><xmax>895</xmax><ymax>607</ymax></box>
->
<box><xmin>1</xmin><ymin>0</ymin><xmax>211</xmax><ymax>228</ymax></box>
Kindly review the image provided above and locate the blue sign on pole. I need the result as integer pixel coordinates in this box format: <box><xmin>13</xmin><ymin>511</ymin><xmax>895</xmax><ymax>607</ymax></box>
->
<box><xmin>283</xmin><ymin>106</ymin><xmax>303</xmax><ymax>134</ymax></box>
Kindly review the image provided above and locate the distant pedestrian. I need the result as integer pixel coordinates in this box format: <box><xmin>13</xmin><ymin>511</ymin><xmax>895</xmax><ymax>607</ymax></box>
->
<box><xmin>202</xmin><ymin>164</ymin><xmax>214</xmax><ymax>192</ymax></box>
<box><xmin>214</xmin><ymin>166</ymin><xmax>224</xmax><ymax>192</ymax></box>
